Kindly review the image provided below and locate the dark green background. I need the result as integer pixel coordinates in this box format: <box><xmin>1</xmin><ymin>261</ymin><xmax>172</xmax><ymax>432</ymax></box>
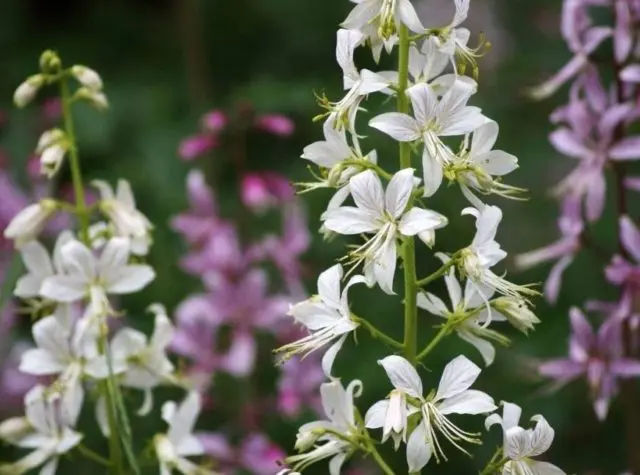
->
<box><xmin>0</xmin><ymin>0</ymin><xmax>634</xmax><ymax>473</ymax></box>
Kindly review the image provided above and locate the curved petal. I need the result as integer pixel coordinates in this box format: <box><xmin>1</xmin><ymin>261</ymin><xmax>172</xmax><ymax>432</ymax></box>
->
<box><xmin>317</xmin><ymin>264</ymin><xmax>344</xmax><ymax>309</ymax></box>
<box><xmin>437</xmin><ymin>389</ymin><xmax>496</xmax><ymax>415</ymax></box>
<box><xmin>421</xmin><ymin>147</ymin><xmax>443</xmax><ymax>197</ymax></box>
<box><xmin>369</xmin><ymin>113</ymin><xmax>421</xmax><ymax>142</ymax></box>
<box><xmin>406</xmin><ymin>422</ymin><xmax>431</xmax><ymax>472</ymax></box>
<box><xmin>435</xmin><ymin>355</ymin><xmax>481</xmax><ymax>401</ymax></box>
<box><xmin>399</xmin><ymin>208</ymin><xmax>447</xmax><ymax>236</ymax></box>
<box><xmin>364</xmin><ymin>400</ymin><xmax>389</xmax><ymax>429</ymax></box>
<box><xmin>104</xmin><ymin>264</ymin><xmax>155</xmax><ymax>294</ymax></box>
<box><xmin>378</xmin><ymin>355</ymin><xmax>423</xmax><ymax>397</ymax></box>
<box><xmin>350</xmin><ymin>170</ymin><xmax>385</xmax><ymax>216</ymax></box>
<box><xmin>416</xmin><ymin>292</ymin><xmax>448</xmax><ymax>316</ymax></box>
<box><xmin>322</xmin><ymin>334</ymin><xmax>347</xmax><ymax>378</ymax></box>
<box><xmin>322</xmin><ymin>206</ymin><xmax>378</xmax><ymax>234</ymax></box>
<box><xmin>385</xmin><ymin>168</ymin><xmax>415</xmax><ymax>219</ymax></box>
<box><xmin>471</xmin><ymin>121</ymin><xmax>499</xmax><ymax>156</ymax></box>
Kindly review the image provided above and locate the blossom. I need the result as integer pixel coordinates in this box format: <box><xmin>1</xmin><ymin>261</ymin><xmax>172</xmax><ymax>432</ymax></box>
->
<box><xmin>460</xmin><ymin>205</ymin><xmax>533</xmax><ymax>302</ymax></box>
<box><xmin>606</xmin><ymin>216</ymin><xmax>640</xmax><ymax>294</ymax></box>
<box><xmin>92</xmin><ymin>179</ymin><xmax>153</xmax><ymax>255</ymax></box>
<box><xmin>416</xmin><ymin>256</ymin><xmax>509</xmax><ymax>366</ymax></box>
<box><xmin>14</xmin><ymin>233</ymin><xmax>71</xmax><ymax>299</ymax></box>
<box><xmin>373</xmin><ymin>355</ymin><xmax>495</xmax><ymax>471</ymax></box>
<box><xmin>275</xmin><ymin>264</ymin><xmax>365</xmax><ymax>376</ymax></box>
<box><xmin>286</xmin><ymin>379</ymin><xmax>362</xmax><ymax>474</ymax></box>
<box><xmin>0</xmin><ymin>385</ymin><xmax>82</xmax><ymax>475</ymax></box>
<box><xmin>448</xmin><ymin>121</ymin><xmax>520</xmax><ymax>206</ymax></box>
<box><xmin>341</xmin><ymin>0</ymin><xmax>424</xmax><ymax>42</ymax></box>
<box><xmin>70</xmin><ymin>65</ymin><xmax>103</xmax><ymax>90</ymax></box>
<box><xmin>40</xmin><ymin>237</ymin><xmax>155</xmax><ymax>316</ymax></box>
<box><xmin>19</xmin><ymin>314</ymin><xmax>104</xmax><ymax>423</ymax></box>
<box><xmin>485</xmin><ymin>402</ymin><xmax>565</xmax><ymax>475</ymax></box>
<box><xmin>108</xmin><ymin>304</ymin><xmax>175</xmax><ymax>415</ymax></box>
<box><xmin>323</xmin><ymin>29</ymin><xmax>394</xmax><ymax>131</ymax></box>
<box><xmin>539</xmin><ymin>307</ymin><xmax>640</xmax><ymax>420</ymax></box>
<box><xmin>321</xmin><ymin>169</ymin><xmax>447</xmax><ymax>294</ymax></box>
<box><xmin>370</xmin><ymin>81</ymin><xmax>488</xmax><ymax>196</ymax></box>
<box><xmin>201</xmin><ymin>110</ymin><xmax>227</xmax><ymax>132</ymax></box>
<box><xmin>154</xmin><ymin>392</ymin><xmax>216</xmax><ymax>475</ymax></box>
<box><xmin>241</xmin><ymin>172</ymin><xmax>294</xmax><ymax>212</ymax></box>
<box><xmin>255</xmin><ymin>114</ymin><xmax>295</xmax><ymax>137</ymax></box>
<box><xmin>178</xmin><ymin>135</ymin><xmax>218</xmax><ymax>161</ymax></box>
<box><xmin>408</xmin><ymin>37</ymin><xmax>451</xmax><ymax>89</ymax></box>
<box><xmin>13</xmin><ymin>75</ymin><xmax>45</xmax><ymax>108</ymax></box>
<box><xmin>4</xmin><ymin>200</ymin><xmax>58</xmax><ymax>245</ymax></box>
<box><xmin>515</xmin><ymin>199</ymin><xmax>583</xmax><ymax>303</ymax></box>
<box><xmin>171</xmin><ymin>169</ymin><xmax>220</xmax><ymax>246</ymax></box>
<box><xmin>36</xmin><ymin>129</ymin><xmax>67</xmax><ymax>178</ymax></box>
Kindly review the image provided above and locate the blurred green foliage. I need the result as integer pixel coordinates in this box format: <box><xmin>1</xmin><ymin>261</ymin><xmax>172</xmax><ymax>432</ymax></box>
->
<box><xmin>0</xmin><ymin>0</ymin><xmax>636</xmax><ymax>473</ymax></box>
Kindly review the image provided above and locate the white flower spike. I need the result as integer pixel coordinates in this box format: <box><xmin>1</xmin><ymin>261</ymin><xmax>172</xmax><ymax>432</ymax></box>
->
<box><xmin>322</xmin><ymin>169</ymin><xmax>447</xmax><ymax>293</ymax></box>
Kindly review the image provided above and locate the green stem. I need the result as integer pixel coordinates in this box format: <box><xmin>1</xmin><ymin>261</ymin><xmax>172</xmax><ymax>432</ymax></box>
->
<box><xmin>77</xmin><ymin>443</ymin><xmax>112</xmax><ymax>467</ymax></box>
<box><xmin>352</xmin><ymin>315</ymin><xmax>403</xmax><ymax>350</ymax></box>
<box><xmin>60</xmin><ymin>76</ymin><xmax>89</xmax><ymax>244</ymax></box>
<box><xmin>416</xmin><ymin>256</ymin><xmax>457</xmax><ymax>287</ymax></box>
<box><xmin>416</xmin><ymin>324</ymin><xmax>450</xmax><ymax>361</ymax></box>
<box><xmin>367</xmin><ymin>442</ymin><xmax>396</xmax><ymax>475</ymax></box>
<box><xmin>342</xmin><ymin>159</ymin><xmax>394</xmax><ymax>180</ymax></box>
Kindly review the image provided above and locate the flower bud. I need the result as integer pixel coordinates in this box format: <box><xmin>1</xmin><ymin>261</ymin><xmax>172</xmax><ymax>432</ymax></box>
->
<box><xmin>255</xmin><ymin>113</ymin><xmax>295</xmax><ymax>137</ymax></box>
<box><xmin>3</xmin><ymin>200</ymin><xmax>58</xmax><ymax>245</ymax></box>
<box><xmin>491</xmin><ymin>296</ymin><xmax>540</xmax><ymax>334</ymax></box>
<box><xmin>40</xmin><ymin>144</ymin><xmax>67</xmax><ymax>178</ymax></box>
<box><xmin>36</xmin><ymin>128</ymin><xmax>66</xmax><ymax>154</ymax></box>
<box><xmin>201</xmin><ymin>110</ymin><xmax>227</xmax><ymax>132</ymax></box>
<box><xmin>71</xmin><ymin>65</ymin><xmax>103</xmax><ymax>90</ymax></box>
<box><xmin>39</xmin><ymin>50</ymin><xmax>61</xmax><ymax>73</ymax></box>
<box><xmin>13</xmin><ymin>75</ymin><xmax>45</xmax><ymax>108</ymax></box>
<box><xmin>74</xmin><ymin>87</ymin><xmax>109</xmax><ymax>110</ymax></box>
<box><xmin>0</xmin><ymin>417</ymin><xmax>30</xmax><ymax>444</ymax></box>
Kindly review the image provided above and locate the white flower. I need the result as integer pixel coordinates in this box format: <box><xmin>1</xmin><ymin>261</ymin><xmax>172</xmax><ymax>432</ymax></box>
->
<box><xmin>324</xmin><ymin>29</ymin><xmax>395</xmax><ymax>131</ymax></box>
<box><xmin>40</xmin><ymin>237</ymin><xmax>155</xmax><ymax>316</ymax></box>
<box><xmin>154</xmin><ymin>392</ymin><xmax>215</xmax><ymax>475</ymax></box>
<box><xmin>108</xmin><ymin>304</ymin><xmax>175</xmax><ymax>415</ymax></box>
<box><xmin>92</xmin><ymin>179</ymin><xmax>153</xmax><ymax>255</ymax></box>
<box><xmin>76</xmin><ymin>87</ymin><xmax>109</xmax><ymax>110</ymax></box>
<box><xmin>322</xmin><ymin>169</ymin><xmax>447</xmax><ymax>294</ymax></box>
<box><xmin>417</xmin><ymin>255</ymin><xmax>508</xmax><ymax>366</ymax></box>
<box><xmin>408</xmin><ymin>37</ymin><xmax>460</xmax><ymax>92</ymax></box>
<box><xmin>490</xmin><ymin>296</ymin><xmax>540</xmax><ymax>335</ymax></box>
<box><xmin>461</xmin><ymin>206</ymin><xmax>534</xmax><ymax>303</ymax></box>
<box><xmin>301</xmin><ymin>119</ymin><xmax>378</xmax><ymax>208</ymax></box>
<box><xmin>485</xmin><ymin>402</ymin><xmax>565</xmax><ymax>475</ymax></box>
<box><xmin>287</xmin><ymin>379</ymin><xmax>362</xmax><ymax>475</ymax></box>
<box><xmin>70</xmin><ymin>65</ymin><xmax>103</xmax><ymax>90</ymax></box>
<box><xmin>19</xmin><ymin>315</ymin><xmax>105</xmax><ymax>423</ymax></box>
<box><xmin>276</xmin><ymin>264</ymin><xmax>365</xmax><ymax>377</ymax></box>
<box><xmin>342</xmin><ymin>0</ymin><xmax>425</xmax><ymax>42</ymax></box>
<box><xmin>376</xmin><ymin>355</ymin><xmax>495</xmax><ymax>471</ymax></box>
<box><xmin>14</xmin><ymin>74</ymin><xmax>45</xmax><ymax>108</ymax></box>
<box><xmin>447</xmin><ymin>121</ymin><xmax>520</xmax><ymax>207</ymax></box>
<box><xmin>4</xmin><ymin>200</ymin><xmax>58</xmax><ymax>245</ymax></box>
<box><xmin>0</xmin><ymin>385</ymin><xmax>82</xmax><ymax>475</ymax></box>
<box><xmin>369</xmin><ymin>81</ymin><xmax>488</xmax><ymax>196</ymax></box>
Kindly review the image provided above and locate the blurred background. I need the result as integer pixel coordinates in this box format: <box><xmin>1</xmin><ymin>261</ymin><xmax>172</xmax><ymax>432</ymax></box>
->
<box><xmin>0</xmin><ymin>0</ymin><xmax>633</xmax><ymax>473</ymax></box>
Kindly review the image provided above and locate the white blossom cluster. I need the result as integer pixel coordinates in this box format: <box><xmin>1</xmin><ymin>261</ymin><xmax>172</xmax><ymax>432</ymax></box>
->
<box><xmin>0</xmin><ymin>52</ymin><xmax>216</xmax><ymax>475</ymax></box>
<box><xmin>276</xmin><ymin>1</ymin><xmax>566</xmax><ymax>474</ymax></box>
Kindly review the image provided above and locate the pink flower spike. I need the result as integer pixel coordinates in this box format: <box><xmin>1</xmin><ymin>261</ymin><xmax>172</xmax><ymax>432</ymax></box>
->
<box><xmin>241</xmin><ymin>172</ymin><xmax>294</xmax><ymax>212</ymax></box>
<box><xmin>201</xmin><ymin>110</ymin><xmax>228</xmax><ymax>132</ymax></box>
<box><xmin>239</xmin><ymin>434</ymin><xmax>287</xmax><ymax>475</ymax></box>
<box><xmin>255</xmin><ymin>113</ymin><xmax>295</xmax><ymax>137</ymax></box>
<box><xmin>178</xmin><ymin>134</ymin><xmax>217</xmax><ymax>161</ymax></box>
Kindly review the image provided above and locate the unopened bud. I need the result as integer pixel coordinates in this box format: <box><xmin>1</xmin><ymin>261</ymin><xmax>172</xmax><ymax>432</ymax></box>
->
<box><xmin>39</xmin><ymin>50</ymin><xmax>61</xmax><ymax>73</ymax></box>
<box><xmin>13</xmin><ymin>75</ymin><xmax>45</xmax><ymax>108</ymax></box>
<box><xmin>40</xmin><ymin>144</ymin><xmax>67</xmax><ymax>178</ymax></box>
<box><xmin>36</xmin><ymin>128</ymin><xmax>65</xmax><ymax>154</ymax></box>
<box><xmin>4</xmin><ymin>199</ymin><xmax>58</xmax><ymax>245</ymax></box>
<box><xmin>71</xmin><ymin>65</ymin><xmax>103</xmax><ymax>90</ymax></box>
<box><xmin>75</xmin><ymin>87</ymin><xmax>109</xmax><ymax>110</ymax></box>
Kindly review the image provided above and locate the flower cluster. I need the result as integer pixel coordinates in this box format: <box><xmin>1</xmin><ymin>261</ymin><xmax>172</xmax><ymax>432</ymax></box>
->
<box><xmin>520</xmin><ymin>0</ymin><xmax>640</xmax><ymax>433</ymax></box>
<box><xmin>0</xmin><ymin>52</ymin><xmax>217</xmax><ymax>475</ymax></box>
<box><xmin>275</xmin><ymin>1</ymin><xmax>564</xmax><ymax>474</ymax></box>
<box><xmin>170</xmin><ymin>107</ymin><xmax>326</xmax><ymax>473</ymax></box>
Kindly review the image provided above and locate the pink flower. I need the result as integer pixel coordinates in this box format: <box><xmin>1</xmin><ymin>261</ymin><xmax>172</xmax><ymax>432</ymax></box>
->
<box><xmin>171</xmin><ymin>170</ymin><xmax>220</xmax><ymax>246</ymax></box>
<box><xmin>239</xmin><ymin>433</ymin><xmax>286</xmax><ymax>475</ymax></box>
<box><xmin>241</xmin><ymin>172</ymin><xmax>294</xmax><ymax>212</ymax></box>
<box><xmin>178</xmin><ymin>134</ymin><xmax>217</xmax><ymax>161</ymax></box>
<box><xmin>201</xmin><ymin>110</ymin><xmax>227</xmax><ymax>132</ymax></box>
<box><xmin>277</xmin><ymin>355</ymin><xmax>324</xmax><ymax>417</ymax></box>
<box><xmin>255</xmin><ymin>113</ymin><xmax>295</xmax><ymax>137</ymax></box>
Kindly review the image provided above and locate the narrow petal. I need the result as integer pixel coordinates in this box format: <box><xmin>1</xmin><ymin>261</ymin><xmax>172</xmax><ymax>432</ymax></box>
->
<box><xmin>620</xmin><ymin>216</ymin><xmax>640</xmax><ymax>262</ymax></box>
<box><xmin>437</xmin><ymin>389</ymin><xmax>496</xmax><ymax>415</ymax></box>
<box><xmin>378</xmin><ymin>355</ymin><xmax>423</xmax><ymax>397</ymax></box>
<box><xmin>317</xmin><ymin>264</ymin><xmax>344</xmax><ymax>310</ymax></box>
<box><xmin>369</xmin><ymin>113</ymin><xmax>421</xmax><ymax>142</ymax></box>
<box><xmin>61</xmin><ymin>240</ymin><xmax>96</xmax><ymax>281</ymax></box>
<box><xmin>98</xmin><ymin>237</ymin><xmax>130</xmax><ymax>273</ymax></box>
<box><xmin>40</xmin><ymin>275</ymin><xmax>86</xmax><ymax>302</ymax></box>
<box><xmin>322</xmin><ymin>206</ymin><xmax>378</xmax><ymax>234</ymax></box>
<box><xmin>364</xmin><ymin>400</ymin><xmax>389</xmax><ymax>429</ymax></box>
<box><xmin>416</xmin><ymin>292</ymin><xmax>448</xmax><ymax>316</ymax></box>
<box><xmin>528</xmin><ymin>461</ymin><xmax>566</xmax><ymax>475</ymax></box>
<box><xmin>544</xmin><ymin>255</ymin><xmax>574</xmax><ymax>304</ymax></box>
<box><xmin>610</xmin><ymin>136</ymin><xmax>640</xmax><ymax>161</ymax></box>
<box><xmin>373</xmin><ymin>237</ymin><xmax>397</xmax><ymax>295</ymax></box>
<box><xmin>104</xmin><ymin>264</ymin><xmax>155</xmax><ymax>294</ymax></box>
<box><xmin>322</xmin><ymin>334</ymin><xmax>347</xmax><ymax>378</ymax></box>
<box><xmin>399</xmin><ymin>208</ymin><xmax>447</xmax><ymax>236</ymax></box>
<box><xmin>548</xmin><ymin>128</ymin><xmax>591</xmax><ymax>158</ymax></box>
<box><xmin>528</xmin><ymin>415</ymin><xmax>555</xmax><ymax>456</ymax></box>
<box><xmin>385</xmin><ymin>168</ymin><xmax>415</xmax><ymax>218</ymax></box>
<box><xmin>471</xmin><ymin>121</ymin><xmax>499</xmax><ymax>156</ymax></box>
<box><xmin>406</xmin><ymin>422</ymin><xmax>431</xmax><ymax>472</ymax></box>
<box><xmin>350</xmin><ymin>170</ymin><xmax>385</xmax><ymax>216</ymax></box>
<box><xmin>421</xmin><ymin>147</ymin><xmax>443</xmax><ymax>197</ymax></box>
<box><xmin>396</xmin><ymin>0</ymin><xmax>425</xmax><ymax>33</ymax></box>
<box><xmin>458</xmin><ymin>331</ymin><xmax>496</xmax><ymax>366</ymax></box>
<box><xmin>407</xmin><ymin>83</ymin><xmax>437</xmax><ymax>125</ymax></box>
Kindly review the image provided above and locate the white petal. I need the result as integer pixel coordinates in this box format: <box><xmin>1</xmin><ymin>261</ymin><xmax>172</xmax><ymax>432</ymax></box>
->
<box><xmin>336</xmin><ymin>29</ymin><xmax>363</xmax><ymax>79</ymax></box>
<box><xmin>60</xmin><ymin>240</ymin><xmax>96</xmax><ymax>281</ymax></box>
<box><xmin>458</xmin><ymin>331</ymin><xmax>496</xmax><ymax>366</ymax></box>
<box><xmin>40</xmin><ymin>275</ymin><xmax>86</xmax><ymax>302</ymax></box>
<box><xmin>528</xmin><ymin>415</ymin><xmax>555</xmax><ymax>456</ymax></box>
<box><xmin>407</xmin><ymin>83</ymin><xmax>438</xmax><ymax>125</ymax></box>
<box><xmin>365</xmin><ymin>400</ymin><xmax>389</xmax><ymax>429</ymax></box>
<box><xmin>399</xmin><ymin>208</ymin><xmax>447</xmax><ymax>236</ymax></box>
<box><xmin>385</xmin><ymin>168</ymin><xmax>415</xmax><ymax>219</ymax></box>
<box><xmin>396</xmin><ymin>0</ymin><xmax>425</xmax><ymax>33</ymax></box>
<box><xmin>406</xmin><ymin>422</ymin><xmax>432</xmax><ymax>472</ymax></box>
<box><xmin>416</xmin><ymin>292</ymin><xmax>448</xmax><ymax>316</ymax></box>
<box><xmin>501</xmin><ymin>402</ymin><xmax>523</xmax><ymax>431</ymax></box>
<box><xmin>167</xmin><ymin>392</ymin><xmax>201</xmax><ymax>445</ymax></box>
<box><xmin>322</xmin><ymin>334</ymin><xmax>347</xmax><ymax>378</ymax></box>
<box><xmin>369</xmin><ymin>113</ymin><xmax>421</xmax><ymax>142</ymax></box>
<box><xmin>444</xmin><ymin>267</ymin><xmax>462</xmax><ymax>309</ymax></box>
<box><xmin>435</xmin><ymin>355</ymin><xmax>482</xmax><ymax>401</ymax></box>
<box><xmin>378</xmin><ymin>355</ymin><xmax>423</xmax><ymax>397</ymax></box>
<box><xmin>350</xmin><ymin>170</ymin><xmax>385</xmax><ymax>216</ymax></box>
<box><xmin>528</xmin><ymin>461</ymin><xmax>566</xmax><ymax>475</ymax></box>
<box><xmin>98</xmin><ymin>237</ymin><xmax>130</xmax><ymax>273</ymax></box>
<box><xmin>104</xmin><ymin>264</ymin><xmax>155</xmax><ymax>294</ymax></box>
<box><xmin>421</xmin><ymin>147</ymin><xmax>443</xmax><ymax>197</ymax></box>
<box><xmin>39</xmin><ymin>458</ymin><xmax>59</xmax><ymax>475</ymax></box>
<box><xmin>20</xmin><ymin>349</ymin><xmax>65</xmax><ymax>375</ymax></box>
<box><xmin>471</xmin><ymin>121</ymin><xmax>498</xmax><ymax>156</ymax></box>
<box><xmin>373</xmin><ymin>237</ymin><xmax>397</xmax><ymax>295</ymax></box>
<box><xmin>329</xmin><ymin>452</ymin><xmax>348</xmax><ymax>475</ymax></box>
<box><xmin>322</xmin><ymin>206</ymin><xmax>378</xmax><ymax>234</ymax></box>
<box><xmin>95</xmin><ymin>397</ymin><xmax>110</xmax><ymax>437</ymax></box>
<box><xmin>15</xmin><ymin>275</ymin><xmax>45</xmax><ymax>299</ymax></box>
<box><xmin>437</xmin><ymin>389</ymin><xmax>496</xmax><ymax>415</ymax></box>
<box><xmin>504</xmin><ymin>426</ymin><xmax>530</xmax><ymax>460</ymax></box>
<box><xmin>359</xmin><ymin>69</ymin><xmax>393</xmax><ymax>94</ymax></box>
<box><xmin>20</xmin><ymin>241</ymin><xmax>54</xmax><ymax>275</ymax></box>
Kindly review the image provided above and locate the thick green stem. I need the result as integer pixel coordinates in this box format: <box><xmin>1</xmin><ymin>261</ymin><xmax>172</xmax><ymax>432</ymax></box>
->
<box><xmin>416</xmin><ymin>256</ymin><xmax>457</xmax><ymax>287</ymax></box>
<box><xmin>60</xmin><ymin>73</ymin><xmax>125</xmax><ymax>475</ymax></box>
<box><xmin>417</xmin><ymin>324</ymin><xmax>450</xmax><ymax>361</ymax></box>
